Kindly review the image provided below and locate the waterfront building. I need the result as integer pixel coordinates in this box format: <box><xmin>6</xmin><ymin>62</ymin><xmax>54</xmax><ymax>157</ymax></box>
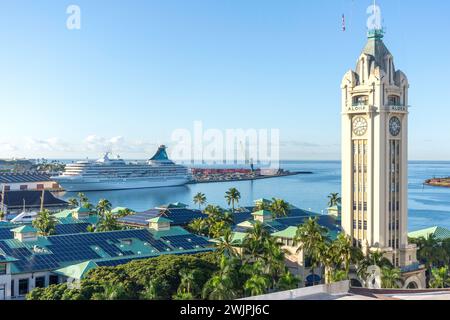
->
<box><xmin>0</xmin><ymin>173</ymin><xmax>59</xmax><ymax>192</ymax></box>
<box><xmin>230</xmin><ymin>206</ymin><xmax>341</xmax><ymax>287</ymax></box>
<box><xmin>340</xmin><ymin>23</ymin><xmax>425</xmax><ymax>286</ymax></box>
<box><xmin>408</xmin><ymin>226</ymin><xmax>450</xmax><ymax>241</ymax></box>
<box><xmin>0</xmin><ymin>219</ymin><xmax>213</xmax><ymax>300</ymax></box>
<box><xmin>0</xmin><ymin>190</ymin><xmax>68</xmax><ymax>215</ymax></box>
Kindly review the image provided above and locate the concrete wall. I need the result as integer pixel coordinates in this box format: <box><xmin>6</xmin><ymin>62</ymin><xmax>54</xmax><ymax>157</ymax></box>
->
<box><xmin>240</xmin><ymin>281</ymin><xmax>350</xmax><ymax>300</ymax></box>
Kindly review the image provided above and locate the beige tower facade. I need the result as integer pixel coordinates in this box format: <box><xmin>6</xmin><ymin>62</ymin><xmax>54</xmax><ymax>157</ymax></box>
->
<box><xmin>341</xmin><ymin>29</ymin><xmax>418</xmax><ymax>269</ymax></box>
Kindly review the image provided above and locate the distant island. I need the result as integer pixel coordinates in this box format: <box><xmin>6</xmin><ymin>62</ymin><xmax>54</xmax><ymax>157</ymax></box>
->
<box><xmin>425</xmin><ymin>177</ymin><xmax>450</xmax><ymax>188</ymax></box>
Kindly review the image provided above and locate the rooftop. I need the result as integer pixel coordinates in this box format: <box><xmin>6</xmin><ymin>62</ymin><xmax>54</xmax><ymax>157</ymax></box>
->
<box><xmin>0</xmin><ymin>173</ymin><xmax>52</xmax><ymax>184</ymax></box>
<box><xmin>119</xmin><ymin>207</ymin><xmax>205</xmax><ymax>227</ymax></box>
<box><xmin>0</xmin><ymin>190</ymin><xmax>68</xmax><ymax>209</ymax></box>
<box><xmin>0</xmin><ymin>227</ymin><xmax>213</xmax><ymax>275</ymax></box>
<box><xmin>408</xmin><ymin>226</ymin><xmax>450</xmax><ymax>241</ymax></box>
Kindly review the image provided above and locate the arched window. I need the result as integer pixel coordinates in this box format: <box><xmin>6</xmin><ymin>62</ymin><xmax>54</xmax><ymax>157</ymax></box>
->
<box><xmin>388</xmin><ymin>95</ymin><xmax>400</xmax><ymax>106</ymax></box>
<box><xmin>353</xmin><ymin>95</ymin><xmax>369</xmax><ymax>106</ymax></box>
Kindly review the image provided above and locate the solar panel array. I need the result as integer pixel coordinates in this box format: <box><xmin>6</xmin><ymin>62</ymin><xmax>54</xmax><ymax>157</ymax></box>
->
<box><xmin>0</xmin><ymin>228</ymin><xmax>213</xmax><ymax>273</ymax></box>
<box><xmin>119</xmin><ymin>208</ymin><xmax>205</xmax><ymax>226</ymax></box>
<box><xmin>0</xmin><ymin>173</ymin><xmax>51</xmax><ymax>184</ymax></box>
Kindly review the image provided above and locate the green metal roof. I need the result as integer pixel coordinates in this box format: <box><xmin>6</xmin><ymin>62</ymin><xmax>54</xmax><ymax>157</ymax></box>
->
<box><xmin>147</xmin><ymin>217</ymin><xmax>173</xmax><ymax>223</ymax></box>
<box><xmin>271</xmin><ymin>226</ymin><xmax>298</xmax><ymax>239</ymax></box>
<box><xmin>408</xmin><ymin>226</ymin><xmax>450</xmax><ymax>241</ymax></box>
<box><xmin>54</xmin><ymin>260</ymin><xmax>98</xmax><ymax>280</ymax></box>
<box><xmin>11</xmin><ymin>225</ymin><xmax>37</xmax><ymax>234</ymax></box>
<box><xmin>53</xmin><ymin>210</ymin><xmax>73</xmax><ymax>219</ymax></box>
<box><xmin>73</xmin><ymin>207</ymin><xmax>91</xmax><ymax>213</ymax></box>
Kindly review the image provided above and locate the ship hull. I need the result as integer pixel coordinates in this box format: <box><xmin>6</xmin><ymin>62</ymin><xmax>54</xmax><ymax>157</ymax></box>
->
<box><xmin>53</xmin><ymin>176</ymin><xmax>191</xmax><ymax>192</ymax></box>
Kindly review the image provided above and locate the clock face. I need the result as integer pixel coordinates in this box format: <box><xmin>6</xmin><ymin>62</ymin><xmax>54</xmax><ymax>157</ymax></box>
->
<box><xmin>352</xmin><ymin>116</ymin><xmax>368</xmax><ymax>136</ymax></box>
<box><xmin>389</xmin><ymin>116</ymin><xmax>401</xmax><ymax>136</ymax></box>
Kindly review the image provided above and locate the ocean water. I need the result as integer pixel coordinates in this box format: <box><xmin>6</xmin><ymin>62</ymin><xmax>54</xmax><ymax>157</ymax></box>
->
<box><xmin>56</xmin><ymin>161</ymin><xmax>450</xmax><ymax>232</ymax></box>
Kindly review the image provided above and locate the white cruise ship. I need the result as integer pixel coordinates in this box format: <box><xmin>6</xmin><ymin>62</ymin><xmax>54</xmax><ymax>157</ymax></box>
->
<box><xmin>51</xmin><ymin>145</ymin><xmax>191</xmax><ymax>192</ymax></box>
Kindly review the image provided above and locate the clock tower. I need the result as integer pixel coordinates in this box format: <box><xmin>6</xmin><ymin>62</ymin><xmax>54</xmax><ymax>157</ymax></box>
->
<box><xmin>340</xmin><ymin>27</ymin><xmax>419</xmax><ymax>270</ymax></box>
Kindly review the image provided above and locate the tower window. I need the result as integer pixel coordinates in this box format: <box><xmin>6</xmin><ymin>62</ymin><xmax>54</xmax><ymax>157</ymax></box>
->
<box><xmin>388</xmin><ymin>95</ymin><xmax>400</xmax><ymax>106</ymax></box>
<box><xmin>352</xmin><ymin>95</ymin><xmax>369</xmax><ymax>106</ymax></box>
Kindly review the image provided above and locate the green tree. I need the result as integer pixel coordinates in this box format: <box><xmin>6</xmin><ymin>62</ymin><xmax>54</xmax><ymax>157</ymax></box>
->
<box><xmin>91</xmin><ymin>282</ymin><xmax>129</xmax><ymax>300</ymax></box>
<box><xmin>216</xmin><ymin>229</ymin><xmax>239</xmax><ymax>258</ymax></box>
<box><xmin>67</xmin><ymin>198</ymin><xmax>79</xmax><ymax>208</ymax></box>
<box><xmin>244</xmin><ymin>273</ymin><xmax>270</xmax><ymax>297</ymax></box>
<box><xmin>140</xmin><ymin>277</ymin><xmax>168</xmax><ymax>300</ymax></box>
<box><xmin>188</xmin><ymin>218</ymin><xmax>207</xmax><ymax>236</ymax></box>
<box><xmin>96</xmin><ymin>212</ymin><xmax>121</xmax><ymax>232</ymax></box>
<box><xmin>77</xmin><ymin>193</ymin><xmax>89</xmax><ymax>206</ymax></box>
<box><xmin>193</xmin><ymin>192</ymin><xmax>207</xmax><ymax>210</ymax></box>
<box><xmin>96</xmin><ymin>199</ymin><xmax>112</xmax><ymax>217</ymax></box>
<box><xmin>270</xmin><ymin>198</ymin><xmax>290</xmax><ymax>218</ymax></box>
<box><xmin>327</xmin><ymin>193</ymin><xmax>341</xmax><ymax>207</ymax></box>
<box><xmin>430</xmin><ymin>266</ymin><xmax>450</xmax><ymax>288</ymax></box>
<box><xmin>276</xmin><ymin>270</ymin><xmax>301</xmax><ymax>291</ymax></box>
<box><xmin>225</xmin><ymin>188</ymin><xmax>241</xmax><ymax>213</ymax></box>
<box><xmin>381</xmin><ymin>267</ymin><xmax>402</xmax><ymax>289</ymax></box>
<box><xmin>178</xmin><ymin>269</ymin><xmax>198</xmax><ymax>295</ymax></box>
<box><xmin>32</xmin><ymin>209</ymin><xmax>57</xmax><ymax>236</ymax></box>
<box><xmin>294</xmin><ymin>217</ymin><xmax>329</xmax><ymax>285</ymax></box>
<box><xmin>0</xmin><ymin>210</ymin><xmax>5</xmax><ymax>221</ymax></box>
<box><xmin>202</xmin><ymin>256</ymin><xmax>239</xmax><ymax>300</ymax></box>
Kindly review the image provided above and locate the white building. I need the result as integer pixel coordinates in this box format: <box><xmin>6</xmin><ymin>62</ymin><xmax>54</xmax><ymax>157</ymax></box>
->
<box><xmin>340</xmin><ymin>25</ymin><xmax>425</xmax><ymax>287</ymax></box>
<box><xmin>0</xmin><ymin>173</ymin><xmax>59</xmax><ymax>192</ymax></box>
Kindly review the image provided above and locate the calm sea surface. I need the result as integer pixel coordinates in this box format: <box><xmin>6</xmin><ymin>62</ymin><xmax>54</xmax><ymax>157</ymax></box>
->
<box><xmin>56</xmin><ymin>161</ymin><xmax>450</xmax><ymax>232</ymax></box>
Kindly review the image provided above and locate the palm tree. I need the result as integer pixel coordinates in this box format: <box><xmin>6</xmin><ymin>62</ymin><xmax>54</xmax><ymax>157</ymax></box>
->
<box><xmin>77</xmin><ymin>192</ymin><xmax>89</xmax><ymax>206</ymax></box>
<box><xmin>381</xmin><ymin>266</ymin><xmax>402</xmax><ymax>289</ymax></box>
<box><xmin>202</xmin><ymin>256</ymin><xmax>239</xmax><ymax>300</ymax></box>
<box><xmin>242</xmin><ymin>222</ymin><xmax>270</xmax><ymax>262</ymax></box>
<box><xmin>277</xmin><ymin>270</ymin><xmax>301</xmax><ymax>291</ymax></box>
<box><xmin>96</xmin><ymin>212</ymin><xmax>120</xmax><ymax>232</ymax></box>
<box><xmin>225</xmin><ymin>188</ymin><xmax>241</xmax><ymax>213</ymax></box>
<box><xmin>327</xmin><ymin>193</ymin><xmax>341</xmax><ymax>207</ymax></box>
<box><xmin>92</xmin><ymin>283</ymin><xmax>128</xmax><ymax>300</ymax></box>
<box><xmin>330</xmin><ymin>270</ymin><xmax>348</xmax><ymax>283</ymax></box>
<box><xmin>67</xmin><ymin>198</ymin><xmax>79</xmax><ymax>208</ymax></box>
<box><xmin>140</xmin><ymin>277</ymin><xmax>167</xmax><ymax>300</ymax></box>
<box><xmin>204</xmin><ymin>205</ymin><xmax>222</xmax><ymax>217</ymax></box>
<box><xmin>178</xmin><ymin>269</ymin><xmax>197</xmax><ymax>295</ymax></box>
<box><xmin>333</xmin><ymin>233</ymin><xmax>361</xmax><ymax>276</ymax></box>
<box><xmin>193</xmin><ymin>192</ymin><xmax>207</xmax><ymax>210</ymax></box>
<box><xmin>430</xmin><ymin>266</ymin><xmax>450</xmax><ymax>288</ymax></box>
<box><xmin>262</xmin><ymin>237</ymin><xmax>287</xmax><ymax>287</ymax></box>
<box><xmin>270</xmin><ymin>198</ymin><xmax>290</xmax><ymax>218</ymax></box>
<box><xmin>188</xmin><ymin>218</ymin><xmax>206</xmax><ymax>235</ymax></box>
<box><xmin>294</xmin><ymin>217</ymin><xmax>329</xmax><ymax>285</ymax></box>
<box><xmin>32</xmin><ymin>209</ymin><xmax>57</xmax><ymax>236</ymax></box>
<box><xmin>216</xmin><ymin>229</ymin><xmax>239</xmax><ymax>257</ymax></box>
<box><xmin>244</xmin><ymin>274</ymin><xmax>270</xmax><ymax>297</ymax></box>
<box><xmin>357</xmin><ymin>251</ymin><xmax>393</xmax><ymax>282</ymax></box>
<box><xmin>96</xmin><ymin>199</ymin><xmax>112</xmax><ymax>217</ymax></box>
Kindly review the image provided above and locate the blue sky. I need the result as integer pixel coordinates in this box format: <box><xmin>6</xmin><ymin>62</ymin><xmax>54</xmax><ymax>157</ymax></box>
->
<box><xmin>0</xmin><ymin>0</ymin><xmax>449</xmax><ymax>160</ymax></box>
